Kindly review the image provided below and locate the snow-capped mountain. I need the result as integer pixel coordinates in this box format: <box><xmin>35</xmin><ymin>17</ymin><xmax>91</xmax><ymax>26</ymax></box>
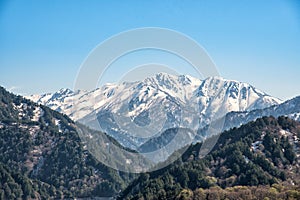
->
<box><xmin>27</xmin><ymin>73</ymin><xmax>282</xmax><ymax>149</ymax></box>
<box><xmin>223</xmin><ymin>95</ymin><xmax>300</xmax><ymax>131</ymax></box>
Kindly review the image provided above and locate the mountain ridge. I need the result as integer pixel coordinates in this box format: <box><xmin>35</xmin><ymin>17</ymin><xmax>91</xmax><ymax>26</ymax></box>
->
<box><xmin>26</xmin><ymin>73</ymin><xmax>282</xmax><ymax>149</ymax></box>
<box><xmin>223</xmin><ymin>95</ymin><xmax>300</xmax><ymax>131</ymax></box>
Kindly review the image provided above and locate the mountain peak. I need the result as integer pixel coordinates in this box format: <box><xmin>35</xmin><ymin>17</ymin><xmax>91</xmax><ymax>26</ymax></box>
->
<box><xmin>27</xmin><ymin>73</ymin><xmax>283</xmax><ymax>149</ymax></box>
<box><xmin>203</xmin><ymin>76</ymin><xmax>246</xmax><ymax>84</ymax></box>
<box><xmin>57</xmin><ymin>88</ymin><xmax>74</xmax><ymax>95</ymax></box>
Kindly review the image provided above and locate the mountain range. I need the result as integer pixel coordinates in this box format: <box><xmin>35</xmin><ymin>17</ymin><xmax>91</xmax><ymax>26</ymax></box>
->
<box><xmin>223</xmin><ymin>95</ymin><xmax>300</xmax><ymax>131</ymax></box>
<box><xmin>27</xmin><ymin>73</ymin><xmax>283</xmax><ymax>150</ymax></box>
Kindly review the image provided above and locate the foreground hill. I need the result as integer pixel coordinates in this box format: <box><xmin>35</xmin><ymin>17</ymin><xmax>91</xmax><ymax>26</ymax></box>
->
<box><xmin>120</xmin><ymin>116</ymin><xmax>300</xmax><ymax>199</ymax></box>
<box><xmin>0</xmin><ymin>86</ymin><xmax>135</xmax><ymax>199</ymax></box>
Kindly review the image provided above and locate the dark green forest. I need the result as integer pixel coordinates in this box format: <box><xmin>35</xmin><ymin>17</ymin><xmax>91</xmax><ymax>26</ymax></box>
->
<box><xmin>0</xmin><ymin>86</ymin><xmax>135</xmax><ymax>199</ymax></box>
<box><xmin>119</xmin><ymin>116</ymin><xmax>300</xmax><ymax>199</ymax></box>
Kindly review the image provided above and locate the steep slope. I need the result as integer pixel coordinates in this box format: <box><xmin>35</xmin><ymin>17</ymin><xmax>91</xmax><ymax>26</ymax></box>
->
<box><xmin>27</xmin><ymin>73</ymin><xmax>282</xmax><ymax>149</ymax></box>
<box><xmin>140</xmin><ymin>95</ymin><xmax>300</xmax><ymax>155</ymax></box>
<box><xmin>119</xmin><ymin>116</ymin><xmax>300</xmax><ymax>199</ymax></box>
<box><xmin>223</xmin><ymin>95</ymin><xmax>300</xmax><ymax>131</ymax></box>
<box><xmin>0</xmin><ymin>86</ymin><xmax>135</xmax><ymax>198</ymax></box>
<box><xmin>193</xmin><ymin>76</ymin><xmax>281</xmax><ymax>126</ymax></box>
<box><xmin>27</xmin><ymin>73</ymin><xmax>202</xmax><ymax>122</ymax></box>
<box><xmin>0</xmin><ymin>162</ymin><xmax>61</xmax><ymax>199</ymax></box>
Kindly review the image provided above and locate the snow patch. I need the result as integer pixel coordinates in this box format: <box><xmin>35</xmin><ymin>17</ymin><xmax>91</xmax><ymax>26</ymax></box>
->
<box><xmin>54</xmin><ymin>119</ymin><xmax>62</xmax><ymax>133</ymax></box>
<box><xmin>32</xmin><ymin>107</ymin><xmax>44</xmax><ymax>122</ymax></box>
<box><xmin>251</xmin><ymin>140</ymin><xmax>262</xmax><ymax>152</ymax></box>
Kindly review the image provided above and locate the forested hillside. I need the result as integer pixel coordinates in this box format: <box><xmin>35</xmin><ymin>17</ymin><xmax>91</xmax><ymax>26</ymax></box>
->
<box><xmin>120</xmin><ymin>116</ymin><xmax>300</xmax><ymax>199</ymax></box>
<box><xmin>0</xmin><ymin>86</ymin><xmax>135</xmax><ymax>199</ymax></box>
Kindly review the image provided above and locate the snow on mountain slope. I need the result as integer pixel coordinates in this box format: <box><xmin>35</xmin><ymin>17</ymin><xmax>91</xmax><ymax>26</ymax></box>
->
<box><xmin>223</xmin><ymin>96</ymin><xmax>300</xmax><ymax>131</ymax></box>
<box><xmin>191</xmin><ymin>76</ymin><xmax>282</xmax><ymax>127</ymax></box>
<box><xmin>27</xmin><ymin>73</ymin><xmax>282</xmax><ymax>149</ymax></box>
<box><xmin>26</xmin><ymin>73</ymin><xmax>201</xmax><ymax>121</ymax></box>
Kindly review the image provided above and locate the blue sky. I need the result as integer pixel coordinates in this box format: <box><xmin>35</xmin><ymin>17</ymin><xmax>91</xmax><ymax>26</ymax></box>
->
<box><xmin>0</xmin><ymin>0</ymin><xmax>299</xmax><ymax>100</ymax></box>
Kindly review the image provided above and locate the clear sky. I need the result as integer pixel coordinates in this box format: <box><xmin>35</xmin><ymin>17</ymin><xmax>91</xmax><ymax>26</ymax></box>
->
<box><xmin>0</xmin><ymin>0</ymin><xmax>299</xmax><ymax>100</ymax></box>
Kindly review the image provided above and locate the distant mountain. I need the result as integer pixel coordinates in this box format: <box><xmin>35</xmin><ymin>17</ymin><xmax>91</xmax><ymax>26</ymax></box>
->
<box><xmin>140</xmin><ymin>95</ymin><xmax>300</xmax><ymax>156</ymax></box>
<box><xmin>120</xmin><ymin>116</ymin><xmax>300</xmax><ymax>199</ymax></box>
<box><xmin>27</xmin><ymin>73</ymin><xmax>282</xmax><ymax>149</ymax></box>
<box><xmin>0</xmin><ymin>86</ymin><xmax>135</xmax><ymax>199</ymax></box>
<box><xmin>223</xmin><ymin>95</ymin><xmax>300</xmax><ymax>131</ymax></box>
